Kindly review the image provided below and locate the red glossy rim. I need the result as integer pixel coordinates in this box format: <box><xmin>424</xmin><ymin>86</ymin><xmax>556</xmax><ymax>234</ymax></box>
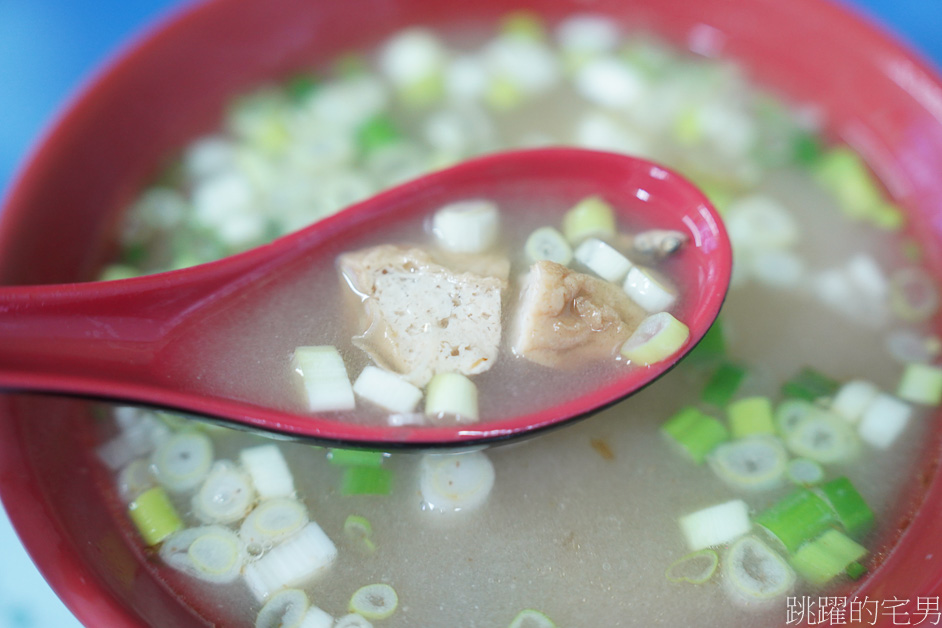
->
<box><xmin>0</xmin><ymin>0</ymin><xmax>941</xmax><ymax>626</ymax></box>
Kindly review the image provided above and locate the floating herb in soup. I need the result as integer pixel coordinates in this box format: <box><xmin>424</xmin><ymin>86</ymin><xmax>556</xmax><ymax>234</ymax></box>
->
<box><xmin>95</xmin><ymin>12</ymin><xmax>941</xmax><ymax>628</ymax></box>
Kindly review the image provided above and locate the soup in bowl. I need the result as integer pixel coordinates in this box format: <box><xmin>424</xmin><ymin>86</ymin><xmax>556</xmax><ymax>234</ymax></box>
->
<box><xmin>2</xmin><ymin>0</ymin><xmax>942</xmax><ymax>626</ymax></box>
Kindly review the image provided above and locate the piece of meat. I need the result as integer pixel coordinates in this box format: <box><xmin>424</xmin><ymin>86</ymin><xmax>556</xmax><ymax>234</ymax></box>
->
<box><xmin>510</xmin><ymin>260</ymin><xmax>646</xmax><ymax>368</ymax></box>
<box><xmin>338</xmin><ymin>244</ymin><xmax>505</xmax><ymax>386</ymax></box>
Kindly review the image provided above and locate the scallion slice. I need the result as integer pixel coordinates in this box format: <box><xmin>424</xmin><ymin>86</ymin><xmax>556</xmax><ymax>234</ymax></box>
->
<box><xmin>815</xmin><ymin>477</ymin><xmax>874</xmax><ymax>538</ymax></box>
<box><xmin>785</xmin><ymin>458</ymin><xmax>825</xmax><ymax>487</ymax></box>
<box><xmin>344</xmin><ymin>515</ymin><xmax>376</xmax><ymax>554</ymax></box>
<box><xmin>328</xmin><ymin>449</ymin><xmax>387</xmax><ymax>467</ymax></box>
<box><xmin>774</xmin><ymin>399</ymin><xmax>818</xmax><ymax>437</ymax></box>
<box><xmin>243</xmin><ymin>522</ymin><xmax>338</xmax><ymax>601</ymax></box>
<box><xmin>623</xmin><ymin>265</ymin><xmax>677</xmax><ymax>313</ymax></box>
<box><xmin>349</xmin><ymin>583</ymin><xmax>399</xmax><ymax>620</ymax></box>
<box><xmin>342</xmin><ymin>467</ymin><xmax>393</xmax><ymax>496</ymax></box>
<box><xmin>561</xmin><ymin>196</ymin><xmax>616</xmax><ymax>244</ymax></box>
<box><xmin>857</xmin><ymin>393</ymin><xmax>912</xmax><ymax>449</ymax></box>
<box><xmin>661</xmin><ymin>407</ymin><xmax>729</xmax><ymax>464</ymax></box>
<box><xmin>897</xmin><ymin>363</ymin><xmax>942</xmax><ymax>406</ymax></box>
<box><xmin>707</xmin><ymin>436</ymin><xmax>788</xmax><ymax>492</ymax></box>
<box><xmin>726</xmin><ymin>396</ymin><xmax>776</xmax><ymax>438</ymax></box>
<box><xmin>160</xmin><ymin>525</ymin><xmax>247</xmax><ymax>584</ymax></box>
<box><xmin>785</xmin><ymin>409</ymin><xmax>859</xmax><ymax>464</ymax></box>
<box><xmin>525</xmin><ymin>226</ymin><xmax>573</xmax><ymax>266</ymax></box>
<box><xmin>240</xmin><ymin>444</ymin><xmax>296</xmax><ymax>499</ymax></box>
<box><xmin>701</xmin><ymin>362</ymin><xmax>747</xmax><ymax>407</ymax></box>
<box><xmin>128</xmin><ymin>486</ymin><xmax>183</xmax><ymax>546</ymax></box>
<box><xmin>789</xmin><ymin>529</ymin><xmax>868</xmax><ymax>586</ymax></box>
<box><xmin>620</xmin><ymin>312</ymin><xmax>690</xmax><ymax>366</ymax></box>
<box><xmin>722</xmin><ymin>536</ymin><xmax>796</xmax><ymax>604</ymax></box>
<box><xmin>192</xmin><ymin>460</ymin><xmax>257</xmax><ymax>524</ymax></box>
<box><xmin>508</xmin><ymin>609</ymin><xmax>557</xmax><ymax>628</ymax></box>
<box><xmin>299</xmin><ymin>606</ymin><xmax>334</xmax><ymax>628</ymax></box>
<box><xmin>425</xmin><ymin>372</ymin><xmax>479</xmax><ymax>423</ymax></box>
<box><xmin>151</xmin><ymin>430</ymin><xmax>214</xmax><ymax>494</ymax></box>
<box><xmin>240</xmin><ymin>497</ymin><xmax>309</xmax><ymax>553</ymax></box>
<box><xmin>781</xmin><ymin>367</ymin><xmax>839</xmax><ymax>402</ymax></box>
<box><xmin>419</xmin><ymin>451</ymin><xmax>495</xmax><ymax>513</ymax></box>
<box><xmin>353</xmin><ymin>366</ymin><xmax>423</xmax><ymax>414</ymax></box>
<box><xmin>431</xmin><ymin>199</ymin><xmax>500</xmax><ymax>253</ymax></box>
<box><xmin>574</xmin><ymin>237</ymin><xmax>633</xmax><ymax>283</ymax></box>
<box><xmin>117</xmin><ymin>459</ymin><xmax>157</xmax><ymax>503</ymax></box>
<box><xmin>256</xmin><ymin>588</ymin><xmax>309</xmax><ymax>628</ymax></box>
<box><xmin>687</xmin><ymin>318</ymin><xmax>726</xmax><ymax>362</ymax></box>
<box><xmin>678</xmin><ymin>499</ymin><xmax>751</xmax><ymax>551</ymax></box>
<box><xmin>755</xmin><ymin>489</ymin><xmax>836</xmax><ymax>553</ymax></box>
<box><xmin>292</xmin><ymin>346</ymin><xmax>356</xmax><ymax>412</ymax></box>
<box><xmin>334</xmin><ymin>614</ymin><xmax>373</xmax><ymax>628</ymax></box>
<box><xmin>830</xmin><ymin>379</ymin><xmax>880</xmax><ymax>424</ymax></box>
<box><xmin>665</xmin><ymin>549</ymin><xmax>719</xmax><ymax>584</ymax></box>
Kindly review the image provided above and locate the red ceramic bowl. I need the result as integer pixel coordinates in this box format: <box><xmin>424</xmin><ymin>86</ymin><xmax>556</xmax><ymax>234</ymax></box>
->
<box><xmin>2</xmin><ymin>0</ymin><xmax>942</xmax><ymax>626</ymax></box>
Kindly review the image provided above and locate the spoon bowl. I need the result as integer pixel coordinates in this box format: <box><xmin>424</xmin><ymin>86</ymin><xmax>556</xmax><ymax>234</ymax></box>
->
<box><xmin>0</xmin><ymin>148</ymin><xmax>731</xmax><ymax>448</ymax></box>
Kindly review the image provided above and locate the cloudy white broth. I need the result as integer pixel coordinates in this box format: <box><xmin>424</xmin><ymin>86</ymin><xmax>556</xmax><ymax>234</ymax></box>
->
<box><xmin>93</xmin><ymin>13</ymin><xmax>942</xmax><ymax>628</ymax></box>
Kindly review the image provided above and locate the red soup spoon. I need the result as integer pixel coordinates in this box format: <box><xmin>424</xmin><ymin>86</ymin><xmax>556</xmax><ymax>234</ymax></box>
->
<box><xmin>0</xmin><ymin>148</ymin><xmax>731</xmax><ymax>449</ymax></box>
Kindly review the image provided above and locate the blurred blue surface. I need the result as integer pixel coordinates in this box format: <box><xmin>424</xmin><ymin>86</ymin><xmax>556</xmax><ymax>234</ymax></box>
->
<box><xmin>0</xmin><ymin>1</ymin><xmax>939</xmax><ymax>626</ymax></box>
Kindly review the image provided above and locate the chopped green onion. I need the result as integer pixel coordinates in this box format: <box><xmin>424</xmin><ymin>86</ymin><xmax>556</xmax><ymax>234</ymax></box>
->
<box><xmin>774</xmin><ymin>399</ymin><xmax>818</xmax><ymax>437</ymax></box>
<box><xmin>240</xmin><ymin>444</ymin><xmax>296</xmax><ymax>499</ymax></box>
<box><xmin>239</xmin><ymin>497</ymin><xmax>309</xmax><ymax>552</ymax></box>
<box><xmin>726</xmin><ymin>396</ymin><xmax>776</xmax><ymax>438</ymax></box>
<box><xmin>707</xmin><ymin>436</ymin><xmax>788</xmax><ymax>492</ymax></box>
<box><xmin>349</xmin><ymin>583</ymin><xmax>398</xmax><ymax>620</ymax></box>
<box><xmin>815</xmin><ymin>477</ymin><xmax>874</xmax><ymax>538</ymax></box>
<box><xmin>243</xmin><ymin>522</ymin><xmax>338</xmax><ymax>601</ymax></box>
<box><xmin>285</xmin><ymin>74</ymin><xmax>318</xmax><ymax>102</ymax></box>
<box><xmin>255</xmin><ymin>588</ymin><xmax>309</xmax><ymax>628</ymax></box>
<box><xmin>814</xmin><ymin>147</ymin><xmax>893</xmax><ymax>228</ymax></box>
<box><xmin>561</xmin><ymin>196</ymin><xmax>616</xmax><ymax>244</ymax></box>
<box><xmin>328</xmin><ymin>449</ymin><xmax>386</xmax><ymax>467</ymax></box>
<box><xmin>701</xmin><ymin>362</ymin><xmax>747</xmax><ymax>406</ymax></box>
<box><xmin>419</xmin><ymin>452</ymin><xmax>495</xmax><ymax>513</ymax></box>
<box><xmin>151</xmin><ymin>430</ymin><xmax>214</xmax><ymax>493</ymax></box>
<box><xmin>846</xmin><ymin>561</ymin><xmax>868</xmax><ymax>580</ymax></box>
<box><xmin>356</xmin><ymin>115</ymin><xmax>401</xmax><ymax>154</ymax></box>
<box><xmin>160</xmin><ymin>525</ymin><xmax>247</xmax><ymax>583</ymax></box>
<box><xmin>897</xmin><ymin>363</ymin><xmax>942</xmax><ymax>405</ymax></box>
<box><xmin>661</xmin><ymin>407</ymin><xmax>729</xmax><ymax>464</ymax></box>
<box><xmin>425</xmin><ymin>372</ymin><xmax>479</xmax><ymax>423</ymax></box>
<box><xmin>431</xmin><ymin>199</ymin><xmax>500</xmax><ymax>254</ymax></box>
<box><xmin>789</xmin><ymin>529</ymin><xmax>868</xmax><ymax>586</ymax></box>
<box><xmin>687</xmin><ymin>318</ymin><xmax>727</xmax><ymax>362</ymax></box>
<box><xmin>786</xmin><ymin>458</ymin><xmax>825</xmax><ymax>487</ymax></box>
<box><xmin>343</xmin><ymin>515</ymin><xmax>376</xmax><ymax>554</ymax></box>
<box><xmin>620</xmin><ymin>312</ymin><xmax>690</xmax><ymax>366</ymax></box>
<box><xmin>722</xmin><ymin>536</ymin><xmax>796</xmax><ymax>603</ymax></box>
<box><xmin>755</xmin><ymin>489</ymin><xmax>836</xmax><ymax>553</ymax></box>
<box><xmin>792</xmin><ymin>131</ymin><xmax>822</xmax><ymax>165</ymax></box>
<box><xmin>785</xmin><ymin>408</ymin><xmax>859</xmax><ymax>464</ymax></box>
<box><xmin>858</xmin><ymin>393</ymin><xmax>913</xmax><ymax>449</ymax></box>
<box><xmin>192</xmin><ymin>460</ymin><xmax>257</xmax><ymax>524</ymax></box>
<box><xmin>830</xmin><ymin>380</ymin><xmax>880</xmax><ymax>424</ymax></box>
<box><xmin>292</xmin><ymin>345</ymin><xmax>356</xmax><ymax>412</ymax></box>
<box><xmin>679</xmin><ymin>499</ymin><xmax>751</xmax><ymax>551</ymax></box>
<box><xmin>525</xmin><ymin>226</ymin><xmax>573</xmax><ymax>266</ymax></box>
<box><xmin>341</xmin><ymin>467</ymin><xmax>393</xmax><ymax>496</ymax></box>
<box><xmin>574</xmin><ymin>238</ymin><xmax>633</xmax><ymax>283</ymax></box>
<box><xmin>781</xmin><ymin>367</ymin><xmax>839</xmax><ymax>402</ymax></box>
<box><xmin>508</xmin><ymin>609</ymin><xmax>557</xmax><ymax>628</ymax></box>
<box><xmin>665</xmin><ymin>549</ymin><xmax>719</xmax><ymax>584</ymax></box>
<box><xmin>128</xmin><ymin>486</ymin><xmax>183</xmax><ymax>546</ymax></box>
<box><xmin>499</xmin><ymin>11</ymin><xmax>547</xmax><ymax>41</ymax></box>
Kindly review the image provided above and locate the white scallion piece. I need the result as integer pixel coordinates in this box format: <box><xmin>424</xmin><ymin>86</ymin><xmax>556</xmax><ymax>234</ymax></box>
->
<box><xmin>722</xmin><ymin>536</ymin><xmax>796</xmax><ymax>605</ymax></box>
<box><xmin>623</xmin><ymin>265</ymin><xmax>677</xmax><ymax>312</ymax></box>
<box><xmin>240</xmin><ymin>497</ymin><xmax>309</xmax><ymax>554</ymax></box>
<box><xmin>620</xmin><ymin>312</ymin><xmax>690</xmax><ymax>366</ymax></box>
<box><xmin>353</xmin><ymin>366</ymin><xmax>423</xmax><ymax>414</ymax></box>
<box><xmin>575</xmin><ymin>57</ymin><xmax>645</xmax><ymax>108</ymax></box>
<box><xmin>889</xmin><ymin>267</ymin><xmax>939</xmax><ymax>322</ymax></box>
<box><xmin>525</xmin><ymin>226</ymin><xmax>573</xmax><ymax>266</ymax></box>
<box><xmin>785</xmin><ymin>410</ymin><xmax>859</xmax><ymax>464</ymax></box>
<box><xmin>116</xmin><ymin>459</ymin><xmax>157</xmax><ymax>503</ymax></box>
<box><xmin>160</xmin><ymin>525</ymin><xmax>247</xmax><ymax>584</ymax></box>
<box><xmin>240</xmin><ymin>444</ymin><xmax>296</xmax><ymax>499</ymax></box>
<box><xmin>379</xmin><ymin>28</ymin><xmax>445</xmax><ymax>88</ymax></box>
<box><xmin>509</xmin><ymin>609</ymin><xmax>557</xmax><ymax>628</ymax></box>
<box><xmin>334</xmin><ymin>614</ymin><xmax>373</xmax><ymax>628</ymax></box>
<box><xmin>858</xmin><ymin>393</ymin><xmax>913</xmax><ymax>449</ymax></box>
<box><xmin>830</xmin><ymin>380</ymin><xmax>880</xmax><ymax>424</ymax></box>
<box><xmin>292</xmin><ymin>346</ymin><xmax>356</xmax><ymax>412</ymax></box>
<box><xmin>786</xmin><ymin>458</ymin><xmax>825</xmax><ymax>487</ymax></box>
<box><xmin>243</xmin><ymin>522</ymin><xmax>338</xmax><ymax>601</ymax></box>
<box><xmin>845</xmin><ymin>254</ymin><xmax>888</xmax><ymax>302</ymax></box>
<box><xmin>255</xmin><ymin>588</ymin><xmax>309</xmax><ymax>628</ymax></box>
<box><xmin>723</xmin><ymin>195</ymin><xmax>798</xmax><ymax>251</ymax></box>
<box><xmin>299</xmin><ymin>606</ymin><xmax>335</xmax><ymax>628</ymax></box>
<box><xmin>897</xmin><ymin>363</ymin><xmax>942</xmax><ymax>405</ymax></box>
<box><xmin>707</xmin><ymin>436</ymin><xmax>788</xmax><ymax>492</ymax></box>
<box><xmin>574</xmin><ymin>237</ymin><xmax>633</xmax><ymax>283</ymax></box>
<box><xmin>425</xmin><ymin>372</ymin><xmax>479</xmax><ymax>423</ymax></box>
<box><xmin>557</xmin><ymin>14</ymin><xmax>620</xmax><ymax>54</ymax></box>
<box><xmin>431</xmin><ymin>199</ymin><xmax>500</xmax><ymax>253</ymax></box>
<box><xmin>420</xmin><ymin>451</ymin><xmax>495</xmax><ymax>513</ymax></box>
<box><xmin>679</xmin><ymin>499</ymin><xmax>751</xmax><ymax>551</ymax></box>
<box><xmin>151</xmin><ymin>431</ymin><xmax>214</xmax><ymax>494</ymax></box>
<box><xmin>750</xmin><ymin>250</ymin><xmax>805</xmax><ymax>289</ymax></box>
<box><xmin>349</xmin><ymin>583</ymin><xmax>399</xmax><ymax>620</ymax></box>
<box><xmin>775</xmin><ymin>399</ymin><xmax>818</xmax><ymax>436</ymax></box>
<box><xmin>192</xmin><ymin>460</ymin><xmax>257</xmax><ymax>524</ymax></box>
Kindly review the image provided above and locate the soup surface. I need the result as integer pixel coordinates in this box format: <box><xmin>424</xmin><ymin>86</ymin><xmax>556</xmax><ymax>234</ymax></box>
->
<box><xmin>95</xmin><ymin>13</ymin><xmax>940</xmax><ymax>628</ymax></box>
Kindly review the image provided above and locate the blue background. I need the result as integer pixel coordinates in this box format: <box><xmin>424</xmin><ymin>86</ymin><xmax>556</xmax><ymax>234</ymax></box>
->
<box><xmin>0</xmin><ymin>1</ymin><xmax>939</xmax><ymax>626</ymax></box>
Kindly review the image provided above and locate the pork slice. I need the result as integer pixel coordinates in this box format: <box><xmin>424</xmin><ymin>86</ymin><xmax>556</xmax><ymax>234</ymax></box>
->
<box><xmin>510</xmin><ymin>260</ymin><xmax>646</xmax><ymax>368</ymax></box>
<box><xmin>338</xmin><ymin>244</ymin><xmax>505</xmax><ymax>387</ymax></box>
